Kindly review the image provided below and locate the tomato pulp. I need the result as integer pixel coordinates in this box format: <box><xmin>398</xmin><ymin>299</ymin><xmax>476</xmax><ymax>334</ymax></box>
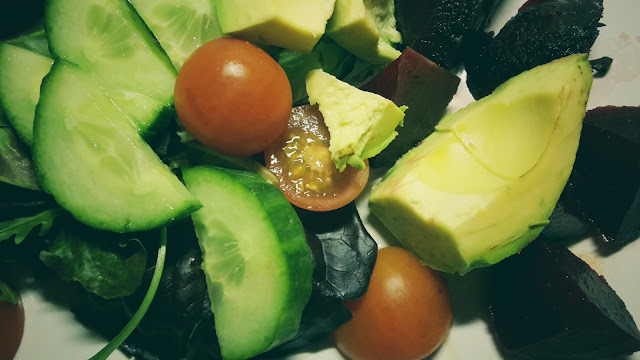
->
<box><xmin>265</xmin><ymin>105</ymin><xmax>369</xmax><ymax>212</ymax></box>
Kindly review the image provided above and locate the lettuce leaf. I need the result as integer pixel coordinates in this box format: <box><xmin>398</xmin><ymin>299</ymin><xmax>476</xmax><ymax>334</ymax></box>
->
<box><xmin>0</xmin><ymin>208</ymin><xmax>58</xmax><ymax>244</ymax></box>
<box><xmin>0</xmin><ymin>109</ymin><xmax>39</xmax><ymax>190</ymax></box>
<box><xmin>279</xmin><ymin>37</ymin><xmax>385</xmax><ymax>105</ymax></box>
<box><xmin>40</xmin><ymin>217</ymin><xmax>148</xmax><ymax>299</ymax></box>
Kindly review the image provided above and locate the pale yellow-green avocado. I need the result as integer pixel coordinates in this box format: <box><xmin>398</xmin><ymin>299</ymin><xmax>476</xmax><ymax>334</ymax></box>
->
<box><xmin>369</xmin><ymin>54</ymin><xmax>593</xmax><ymax>274</ymax></box>
<box><xmin>214</xmin><ymin>0</ymin><xmax>336</xmax><ymax>52</ymax></box>
<box><xmin>326</xmin><ymin>0</ymin><xmax>402</xmax><ymax>64</ymax></box>
<box><xmin>306</xmin><ymin>68</ymin><xmax>406</xmax><ymax>172</ymax></box>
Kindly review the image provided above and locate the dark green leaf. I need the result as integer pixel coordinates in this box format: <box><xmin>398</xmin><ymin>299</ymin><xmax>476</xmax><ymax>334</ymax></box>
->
<box><xmin>278</xmin><ymin>37</ymin><xmax>384</xmax><ymax>105</ymax></box>
<box><xmin>0</xmin><ymin>208</ymin><xmax>58</xmax><ymax>244</ymax></box>
<box><xmin>0</xmin><ymin>109</ymin><xmax>39</xmax><ymax>190</ymax></box>
<box><xmin>169</xmin><ymin>137</ymin><xmax>277</xmax><ymax>185</ymax></box>
<box><xmin>0</xmin><ymin>280</ymin><xmax>20</xmax><ymax>304</ymax></box>
<box><xmin>71</xmin><ymin>220</ymin><xmax>221</xmax><ymax>360</ymax></box>
<box><xmin>40</xmin><ymin>218</ymin><xmax>147</xmax><ymax>299</ymax></box>
<box><xmin>297</xmin><ymin>202</ymin><xmax>378</xmax><ymax>300</ymax></box>
<box><xmin>6</xmin><ymin>25</ymin><xmax>52</xmax><ymax>58</ymax></box>
<box><xmin>89</xmin><ymin>228</ymin><xmax>167</xmax><ymax>360</ymax></box>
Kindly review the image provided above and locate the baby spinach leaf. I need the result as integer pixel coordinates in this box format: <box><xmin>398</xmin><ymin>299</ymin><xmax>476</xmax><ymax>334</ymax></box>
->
<box><xmin>90</xmin><ymin>228</ymin><xmax>166</xmax><ymax>360</ymax></box>
<box><xmin>279</xmin><ymin>37</ymin><xmax>384</xmax><ymax>105</ymax></box>
<box><xmin>40</xmin><ymin>217</ymin><xmax>147</xmax><ymax>299</ymax></box>
<box><xmin>0</xmin><ymin>207</ymin><xmax>58</xmax><ymax>244</ymax></box>
<box><xmin>0</xmin><ymin>111</ymin><xmax>39</xmax><ymax>190</ymax></box>
<box><xmin>297</xmin><ymin>202</ymin><xmax>378</xmax><ymax>300</ymax></box>
<box><xmin>71</xmin><ymin>220</ymin><xmax>221</xmax><ymax>360</ymax></box>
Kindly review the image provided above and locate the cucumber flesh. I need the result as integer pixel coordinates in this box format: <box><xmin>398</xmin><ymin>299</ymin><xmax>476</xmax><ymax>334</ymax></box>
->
<box><xmin>129</xmin><ymin>0</ymin><xmax>223</xmax><ymax>69</ymax></box>
<box><xmin>183</xmin><ymin>166</ymin><xmax>312</xmax><ymax>360</ymax></box>
<box><xmin>0</xmin><ymin>42</ymin><xmax>53</xmax><ymax>146</ymax></box>
<box><xmin>33</xmin><ymin>60</ymin><xmax>201</xmax><ymax>232</ymax></box>
<box><xmin>45</xmin><ymin>0</ymin><xmax>176</xmax><ymax>136</ymax></box>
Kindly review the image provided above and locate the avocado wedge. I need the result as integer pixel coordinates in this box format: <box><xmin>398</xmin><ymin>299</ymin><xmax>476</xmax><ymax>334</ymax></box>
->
<box><xmin>370</xmin><ymin>54</ymin><xmax>593</xmax><ymax>274</ymax></box>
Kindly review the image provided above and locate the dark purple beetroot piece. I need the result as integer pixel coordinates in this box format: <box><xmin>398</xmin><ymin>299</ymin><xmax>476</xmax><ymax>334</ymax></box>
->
<box><xmin>489</xmin><ymin>240</ymin><xmax>640</xmax><ymax>360</ymax></box>
<box><xmin>361</xmin><ymin>47</ymin><xmax>460</xmax><ymax>166</ymax></box>
<box><xmin>561</xmin><ymin>106</ymin><xmax>640</xmax><ymax>244</ymax></box>
<box><xmin>463</xmin><ymin>0</ymin><xmax>604</xmax><ymax>99</ymax></box>
<box><xmin>394</xmin><ymin>0</ymin><xmax>503</xmax><ymax>71</ymax></box>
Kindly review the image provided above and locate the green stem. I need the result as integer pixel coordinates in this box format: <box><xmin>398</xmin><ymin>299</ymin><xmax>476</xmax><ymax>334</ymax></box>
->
<box><xmin>89</xmin><ymin>228</ymin><xmax>168</xmax><ymax>360</ymax></box>
<box><xmin>0</xmin><ymin>281</ymin><xmax>19</xmax><ymax>305</ymax></box>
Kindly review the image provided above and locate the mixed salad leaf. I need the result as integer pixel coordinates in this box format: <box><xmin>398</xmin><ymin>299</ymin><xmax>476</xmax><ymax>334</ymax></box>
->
<box><xmin>1</xmin><ymin>0</ymin><xmax>639</xmax><ymax>359</ymax></box>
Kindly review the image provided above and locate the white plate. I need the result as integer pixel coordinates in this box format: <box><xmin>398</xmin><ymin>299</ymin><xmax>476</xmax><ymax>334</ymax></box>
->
<box><xmin>14</xmin><ymin>0</ymin><xmax>640</xmax><ymax>359</ymax></box>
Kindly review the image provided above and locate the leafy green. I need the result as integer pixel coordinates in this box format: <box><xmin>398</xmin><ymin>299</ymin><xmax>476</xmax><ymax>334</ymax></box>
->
<box><xmin>0</xmin><ymin>280</ymin><xmax>20</xmax><ymax>305</ymax></box>
<box><xmin>40</xmin><ymin>218</ymin><xmax>148</xmax><ymax>299</ymax></box>
<box><xmin>0</xmin><ymin>208</ymin><xmax>58</xmax><ymax>244</ymax></box>
<box><xmin>90</xmin><ymin>228</ymin><xmax>167</xmax><ymax>360</ymax></box>
<box><xmin>169</xmin><ymin>133</ymin><xmax>277</xmax><ymax>186</ymax></box>
<box><xmin>297</xmin><ymin>202</ymin><xmax>378</xmax><ymax>300</ymax></box>
<box><xmin>71</xmin><ymin>220</ymin><xmax>221</xmax><ymax>360</ymax></box>
<box><xmin>6</xmin><ymin>25</ymin><xmax>52</xmax><ymax>58</ymax></box>
<box><xmin>0</xmin><ymin>109</ymin><xmax>39</xmax><ymax>190</ymax></box>
<box><xmin>278</xmin><ymin>37</ymin><xmax>385</xmax><ymax>105</ymax></box>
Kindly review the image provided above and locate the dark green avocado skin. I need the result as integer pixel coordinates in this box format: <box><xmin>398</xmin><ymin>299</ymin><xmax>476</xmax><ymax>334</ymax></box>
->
<box><xmin>488</xmin><ymin>240</ymin><xmax>640</xmax><ymax>360</ymax></box>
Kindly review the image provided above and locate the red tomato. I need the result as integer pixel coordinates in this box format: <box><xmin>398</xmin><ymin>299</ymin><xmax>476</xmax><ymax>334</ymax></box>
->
<box><xmin>333</xmin><ymin>246</ymin><xmax>452</xmax><ymax>360</ymax></box>
<box><xmin>264</xmin><ymin>105</ymin><xmax>369</xmax><ymax>212</ymax></box>
<box><xmin>0</xmin><ymin>291</ymin><xmax>24</xmax><ymax>360</ymax></box>
<box><xmin>174</xmin><ymin>37</ymin><xmax>292</xmax><ymax>157</ymax></box>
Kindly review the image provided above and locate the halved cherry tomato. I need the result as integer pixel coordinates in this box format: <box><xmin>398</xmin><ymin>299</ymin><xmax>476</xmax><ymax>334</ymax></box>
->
<box><xmin>333</xmin><ymin>246</ymin><xmax>452</xmax><ymax>360</ymax></box>
<box><xmin>264</xmin><ymin>105</ymin><xmax>369</xmax><ymax>212</ymax></box>
<box><xmin>174</xmin><ymin>37</ymin><xmax>292</xmax><ymax>157</ymax></box>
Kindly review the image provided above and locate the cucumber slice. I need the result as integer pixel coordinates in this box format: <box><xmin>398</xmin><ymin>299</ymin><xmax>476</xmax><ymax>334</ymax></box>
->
<box><xmin>33</xmin><ymin>60</ymin><xmax>201</xmax><ymax>232</ymax></box>
<box><xmin>45</xmin><ymin>0</ymin><xmax>177</xmax><ymax>135</ymax></box>
<box><xmin>129</xmin><ymin>0</ymin><xmax>223</xmax><ymax>69</ymax></box>
<box><xmin>183</xmin><ymin>166</ymin><xmax>312</xmax><ymax>360</ymax></box>
<box><xmin>0</xmin><ymin>42</ymin><xmax>53</xmax><ymax>146</ymax></box>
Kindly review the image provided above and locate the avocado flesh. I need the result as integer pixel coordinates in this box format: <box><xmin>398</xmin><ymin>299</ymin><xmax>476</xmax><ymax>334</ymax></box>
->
<box><xmin>306</xmin><ymin>68</ymin><xmax>406</xmax><ymax>172</ymax></box>
<box><xmin>370</xmin><ymin>54</ymin><xmax>592</xmax><ymax>274</ymax></box>
<box><xmin>326</xmin><ymin>0</ymin><xmax>402</xmax><ymax>64</ymax></box>
<box><xmin>214</xmin><ymin>0</ymin><xmax>336</xmax><ymax>52</ymax></box>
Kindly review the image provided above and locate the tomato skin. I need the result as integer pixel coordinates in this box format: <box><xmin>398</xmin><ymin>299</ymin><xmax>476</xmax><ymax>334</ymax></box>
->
<box><xmin>333</xmin><ymin>246</ymin><xmax>452</xmax><ymax>360</ymax></box>
<box><xmin>174</xmin><ymin>37</ymin><xmax>292</xmax><ymax>157</ymax></box>
<box><xmin>264</xmin><ymin>105</ymin><xmax>369</xmax><ymax>211</ymax></box>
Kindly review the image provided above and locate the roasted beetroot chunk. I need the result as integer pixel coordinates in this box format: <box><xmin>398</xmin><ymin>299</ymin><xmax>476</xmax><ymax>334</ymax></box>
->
<box><xmin>463</xmin><ymin>0</ymin><xmax>604</xmax><ymax>99</ymax></box>
<box><xmin>561</xmin><ymin>106</ymin><xmax>640</xmax><ymax>244</ymax></box>
<box><xmin>394</xmin><ymin>0</ymin><xmax>503</xmax><ymax>71</ymax></box>
<box><xmin>489</xmin><ymin>240</ymin><xmax>640</xmax><ymax>360</ymax></box>
<box><xmin>361</xmin><ymin>48</ymin><xmax>460</xmax><ymax>166</ymax></box>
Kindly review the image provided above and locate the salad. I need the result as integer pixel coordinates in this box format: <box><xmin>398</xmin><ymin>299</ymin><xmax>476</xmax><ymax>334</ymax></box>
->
<box><xmin>1</xmin><ymin>0</ymin><xmax>640</xmax><ymax>360</ymax></box>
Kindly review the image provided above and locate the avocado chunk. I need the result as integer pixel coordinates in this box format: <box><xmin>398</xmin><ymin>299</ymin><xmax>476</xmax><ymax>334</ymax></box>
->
<box><xmin>214</xmin><ymin>0</ymin><xmax>336</xmax><ymax>52</ymax></box>
<box><xmin>306</xmin><ymin>68</ymin><xmax>406</xmax><ymax>172</ymax></box>
<box><xmin>369</xmin><ymin>54</ymin><xmax>592</xmax><ymax>274</ymax></box>
<box><xmin>326</xmin><ymin>0</ymin><xmax>402</xmax><ymax>64</ymax></box>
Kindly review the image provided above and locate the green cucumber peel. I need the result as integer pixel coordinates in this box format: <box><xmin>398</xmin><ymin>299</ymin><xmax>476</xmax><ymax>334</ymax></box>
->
<box><xmin>89</xmin><ymin>227</ymin><xmax>168</xmax><ymax>360</ymax></box>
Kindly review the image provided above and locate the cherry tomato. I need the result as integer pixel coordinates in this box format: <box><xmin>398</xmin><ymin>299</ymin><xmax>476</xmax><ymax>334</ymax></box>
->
<box><xmin>0</xmin><ymin>286</ymin><xmax>24</xmax><ymax>360</ymax></box>
<box><xmin>174</xmin><ymin>37</ymin><xmax>292</xmax><ymax>157</ymax></box>
<box><xmin>333</xmin><ymin>246</ymin><xmax>452</xmax><ymax>360</ymax></box>
<box><xmin>264</xmin><ymin>105</ymin><xmax>369</xmax><ymax>212</ymax></box>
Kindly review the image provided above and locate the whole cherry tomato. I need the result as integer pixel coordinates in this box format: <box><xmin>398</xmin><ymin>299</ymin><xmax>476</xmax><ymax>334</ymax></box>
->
<box><xmin>333</xmin><ymin>246</ymin><xmax>452</xmax><ymax>360</ymax></box>
<box><xmin>174</xmin><ymin>37</ymin><xmax>292</xmax><ymax>157</ymax></box>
